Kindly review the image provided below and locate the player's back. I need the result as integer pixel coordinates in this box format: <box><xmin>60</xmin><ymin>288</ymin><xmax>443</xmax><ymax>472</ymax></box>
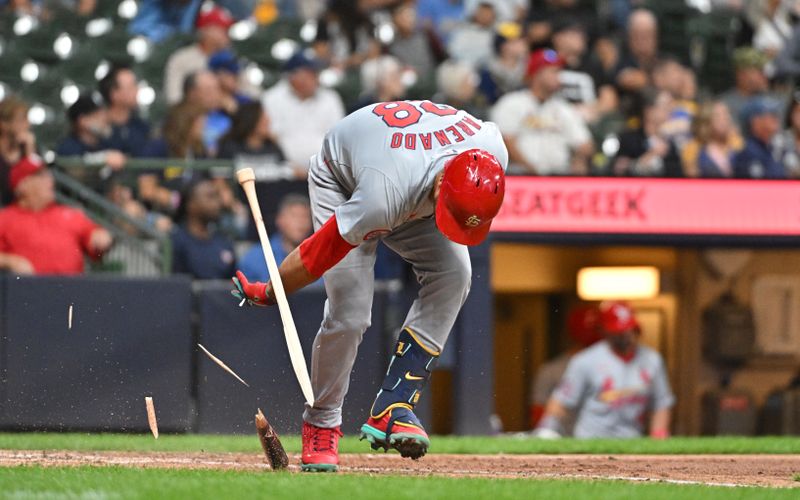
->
<box><xmin>321</xmin><ymin>101</ymin><xmax>508</xmax><ymax>195</ymax></box>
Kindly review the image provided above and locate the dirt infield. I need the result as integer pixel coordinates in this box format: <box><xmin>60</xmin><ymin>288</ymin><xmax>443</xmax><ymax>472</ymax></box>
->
<box><xmin>1</xmin><ymin>450</ymin><xmax>799</xmax><ymax>488</ymax></box>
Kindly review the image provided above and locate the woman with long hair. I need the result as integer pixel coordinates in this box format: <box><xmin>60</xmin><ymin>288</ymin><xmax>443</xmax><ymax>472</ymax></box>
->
<box><xmin>139</xmin><ymin>103</ymin><xmax>209</xmax><ymax>216</ymax></box>
<box><xmin>682</xmin><ymin>101</ymin><xmax>744</xmax><ymax>178</ymax></box>
<box><xmin>0</xmin><ymin>96</ymin><xmax>35</xmax><ymax>205</ymax></box>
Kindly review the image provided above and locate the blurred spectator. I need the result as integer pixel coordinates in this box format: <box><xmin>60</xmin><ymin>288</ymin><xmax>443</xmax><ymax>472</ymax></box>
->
<box><xmin>98</xmin><ymin>65</ymin><xmax>152</xmax><ymax>157</ymax></box>
<box><xmin>0</xmin><ymin>156</ymin><xmax>112</xmax><ymax>275</ymax></box>
<box><xmin>218</xmin><ymin>102</ymin><xmax>285</xmax><ymax>165</ymax></box>
<box><xmin>129</xmin><ymin>0</ymin><xmax>202</xmax><ymax>43</ymax></box>
<box><xmin>139</xmin><ymin>102</ymin><xmax>208</xmax><ymax>215</ymax></box>
<box><xmin>416</xmin><ymin>0</ymin><xmax>465</xmax><ymax>44</ymax></box>
<box><xmin>529</xmin><ymin>305</ymin><xmax>602</xmax><ymax>431</ymax></box>
<box><xmin>313</xmin><ymin>0</ymin><xmax>379</xmax><ymax>68</ymax></box>
<box><xmin>238</xmin><ymin>193</ymin><xmax>315</xmax><ymax>282</ymax></box>
<box><xmin>262</xmin><ymin>52</ymin><xmax>345</xmax><ymax>176</ymax></box>
<box><xmin>56</xmin><ymin>94</ymin><xmax>127</xmax><ymax>172</ymax></box>
<box><xmin>2</xmin><ymin>0</ymin><xmax>96</xmax><ymax>18</ymax></box>
<box><xmin>466</xmin><ymin>0</ymin><xmax>525</xmax><ymax>23</ymax></box>
<box><xmin>534</xmin><ymin>301</ymin><xmax>674</xmax><ymax>439</ymax></box>
<box><xmin>435</xmin><ymin>60</ymin><xmax>485</xmax><ymax>118</ymax></box>
<box><xmin>682</xmin><ymin>101</ymin><xmax>744</xmax><ymax>178</ymax></box>
<box><xmin>354</xmin><ymin>55</ymin><xmax>408</xmax><ymax>111</ymax></box>
<box><xmin>611</xmin><ymin>89</ymin><xmax>683</xmax><ymax>177</ymax></box>
<box><xmin>719</xmin><ymin>47</ymin><xmax>775</xmax><ymax>129</ymax></box>
<box><xmin>652</xmin><ymin>57</ymin><xmax>696</xmax><ymax>148</ymax></box>
<box><xmin>388</xmin><ymin>1</ymin><xmax>443</xmax><ymax>79</ymax></box>
<box><xmin>208</xmin><ymin>50</ymin><xmax>253</xmax><ymax>116</ymax></box>
<box><xmin>526</xmin><ymin>0</ymin><xmax>598</xmax><ymax>49</ymax></box>
<box><xmin>751</xmin><ymin>0</ymin><xmax>792</xmax><ymax>58</ymax></box>
<box><xmin>171</xmin><ymin>179</ymin><xmax>236</xmax><ymax>279</ymax></box>
<box><xmin>733</xmin><ymin>97</ymin><xmax>785</xmax><ymax>179</ymax></box>
<box><xmin>775</xmin><ymin>94</ymin><xmax>800</xmax><ymax>178</ymax></box>
<box><xmin>448</xmin><ymin>1</ymin><xmax>497</xmax><ymax>68</ymax></box>
<box><xmin>552</xmin><ymin>21</ymin><xmax>618</xmax><ymax>126</ymax></box>
<box><xmin>773</xmin><ymin>23</ymin><xmax>800</xmax><ymax>80</ymax></box>
<box><xmin>614</xmin><ymin>9</ymin><xmax>659</xmax><ymax>96</ymax></box>
<box><xmin>478</xmin><ymin>22</ymin><xmax>527</xmax><ymax>104</ymax></box>
<box><xmin>163</xmin><ymin>4</ymin><xmax>234</xmax><ymax>105</ymax></box>
<box><xmin>182</xmin><ymin>70</ymin><xmax>231</xmax><ymax>154</ymax></box>
<box><xmin>491</xmin><ymin>49</ymin><xmax>593</xmax><ymax>175</ymax></box>
<box><xmin>0</xmin><ymin>96</ymin><xmax>35</xmax><ymax>206</ymax></box>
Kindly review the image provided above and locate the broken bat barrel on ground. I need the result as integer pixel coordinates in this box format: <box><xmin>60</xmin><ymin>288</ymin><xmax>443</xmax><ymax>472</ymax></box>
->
<box><xmin>255</xmin><ymin>409</ymin><xmax>288</xmax><ymax>470</ymax></box>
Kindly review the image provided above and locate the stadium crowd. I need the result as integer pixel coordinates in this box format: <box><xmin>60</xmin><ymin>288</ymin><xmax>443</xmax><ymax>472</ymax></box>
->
<box><xmin>2</xmin><ymin>0</ymin><xmax>800</xmax><ymax>276</ymax></box>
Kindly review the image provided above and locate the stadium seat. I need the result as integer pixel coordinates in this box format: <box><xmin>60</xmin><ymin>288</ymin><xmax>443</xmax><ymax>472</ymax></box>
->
<box><xmin>60</xmin><ymin>44</ymin><xmax>104</xmax><ymax>87</ymax></box>
<box><xmin>0</xmin><ymin>45</ymin><xmax>25</xmax><ymax>87</ymax></box>
<box><xmin>687</xmin><ymin>10</ymin><xmax>739</xmax><ymax>94</ymax></box>
<box><xmin>14</xmin><ymin>23</ymin><xmax>64</xmax><ymax>64</ymax></box>
<box><xmin>20</xmin><ymin>68</ymin><xmax>66</xmax><ymax>108</ymax></box>
<box><xmin>95</xmin><ymin>30</ymin><xmax>135</xmax><ymax>66</ymax></box>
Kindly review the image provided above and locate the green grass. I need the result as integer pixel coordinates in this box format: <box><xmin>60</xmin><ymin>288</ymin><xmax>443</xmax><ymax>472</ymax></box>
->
<box><xmin>0</xmin><ymin>466</ymin><xmax>795</xmax><ymax>500</ymax></box>
<box><xmin>0</xmin><ymin>432</ymin><xmax>799</xmax><ymax>454</ymax></box>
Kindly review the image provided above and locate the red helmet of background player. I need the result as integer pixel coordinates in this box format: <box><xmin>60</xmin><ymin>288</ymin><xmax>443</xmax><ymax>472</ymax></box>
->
<box><xmin>567</xmin><ymin>305</ymin><xmax>602</xmax><ymax>347</ymax></box>
<box><xmin>598</xmin><ymin>301</ymin><xmax>640</xmax><ymax>335</ymax></box>
<box><xmin>435</xmin><ymin>149</ymin><xmax>505</xmax><ymax>246</ymax></box>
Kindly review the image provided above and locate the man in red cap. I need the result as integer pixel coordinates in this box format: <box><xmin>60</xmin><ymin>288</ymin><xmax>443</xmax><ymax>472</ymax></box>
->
<box><xmin>164</xmin><ymin>4</ymin><xmax>235</xmax><ymax>104</ymax></box>
<box><xmin>529</xmin><ymin>304</ymin><xmax>602</xmax><ymax>430</ymax></box>
<box><xmin>0</xmin><ymin>156</ymin><xmax>112</xmax><ymax>275</ymax></box>
<box><xmin>534</xmin><ymin>301</ymin><xmax>674</xmax><ymax>439</ymax></box>
<box><xmin>490</xmin><ymin>48</ymin><xmax>594</xmax><ymax>175</ymax></box>
<box><xmin>232</xmin><ymin>101</ymin><xmax>508</xmax><ymax>471</ymax></box>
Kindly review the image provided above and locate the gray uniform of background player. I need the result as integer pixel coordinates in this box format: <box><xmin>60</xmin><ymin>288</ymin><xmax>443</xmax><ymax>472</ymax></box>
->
<box><xmin>551</xmin><ymin>342</ymin><xmax>675</xmax><ymax>438</ymax></box>
<box><xmin>303</xmin><ymin>102</ymin><xmax>508</xmax><ymax>428</ymax></box>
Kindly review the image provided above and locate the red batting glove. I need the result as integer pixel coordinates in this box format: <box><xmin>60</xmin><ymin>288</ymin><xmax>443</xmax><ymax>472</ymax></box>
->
<box><xmin>231</xmin><ymin>270</ymin><xmax>276</xmax><ymax>307</ymax></box>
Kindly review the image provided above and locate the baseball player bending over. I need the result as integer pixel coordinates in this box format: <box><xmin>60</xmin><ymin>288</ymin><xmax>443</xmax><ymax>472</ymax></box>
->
<box><xmin>534</xmin><ymin>301</ymin><xmax>675</xmax><ymax>439</ymax></box>
<box><xmin>232</xmin><ymin>100</ymin><xmax>508</xmax><ymax>471</ymax></box>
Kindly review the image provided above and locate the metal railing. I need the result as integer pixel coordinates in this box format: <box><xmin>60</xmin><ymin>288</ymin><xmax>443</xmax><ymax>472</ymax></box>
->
<box><xmin>52</xmin><ymin>168</ymin><xmax>171</xmax><ymax>276</ymax></box>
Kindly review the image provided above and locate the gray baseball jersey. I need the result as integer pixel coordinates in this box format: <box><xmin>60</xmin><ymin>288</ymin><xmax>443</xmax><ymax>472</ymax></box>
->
<box><xmin>552</xmin><ymin>341</ymin><xmax>675</xmax><ymax>438</ymax></box>
<box><xmin>320</xmin><ymin>101</ymin><xmax>508</xmax><ymax>245</ymax></box>
<box><xmin>302</xmin><ymin>101</ymin><xmax>508</xmax><ymax>428</ymax></box>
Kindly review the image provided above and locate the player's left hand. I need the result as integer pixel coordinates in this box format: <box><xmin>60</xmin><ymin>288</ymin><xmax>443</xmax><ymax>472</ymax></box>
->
<box><xmin>231</xmin><ymin>270</ymin><xmax>275</xmax><ymax>307</ymax></box>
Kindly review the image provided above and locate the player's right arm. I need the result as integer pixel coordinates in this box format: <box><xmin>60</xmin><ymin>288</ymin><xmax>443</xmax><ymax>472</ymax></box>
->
<box><xmin>232</xmin><ymin>169</ymin><xmax>401</xmax><ymax>306</ymax></box>
<box><xmin>231</xmin><ymin>214</ymin><xmax>355</xmax><ymax>306</ymax></box>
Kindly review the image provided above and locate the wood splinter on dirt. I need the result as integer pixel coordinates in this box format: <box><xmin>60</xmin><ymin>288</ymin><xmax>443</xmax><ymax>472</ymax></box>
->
<box><xmin>255</xmin><ymin>408</ymin><xmax>288</xmax><ymax>470</ymax></box>
<box><xmin>145</xmin><ymin>396</ymin><xmax>159</xmax><ymax>439</ymax></box>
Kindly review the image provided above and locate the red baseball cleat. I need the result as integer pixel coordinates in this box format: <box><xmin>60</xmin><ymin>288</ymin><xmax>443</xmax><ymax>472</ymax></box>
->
<box><xmin>301</xmin><ymin>422</ymin><xmax>342</xmax><ymax>472</ymax></box>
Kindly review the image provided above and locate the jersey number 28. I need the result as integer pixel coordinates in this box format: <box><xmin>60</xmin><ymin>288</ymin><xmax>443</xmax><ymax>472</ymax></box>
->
<box><xmin>372</xmin><ymin>101</ymin><xmax>458</xmax><ymax>128</ymax></box>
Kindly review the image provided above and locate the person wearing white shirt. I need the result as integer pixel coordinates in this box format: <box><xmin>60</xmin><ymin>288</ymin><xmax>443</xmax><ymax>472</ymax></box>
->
<box><xmin>261</xmin><ymin>53</ymin><xmax>345</xmax><ymax>178</ymax></box>
<box><xmin>490</xmin><ymin>49</ymin><xmax>594</xmax><ymax>175</ymax></box>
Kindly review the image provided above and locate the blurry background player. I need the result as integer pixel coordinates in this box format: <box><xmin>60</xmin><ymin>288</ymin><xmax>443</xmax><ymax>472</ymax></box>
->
<box><xmin>529</xmin><ymin>304</ymin><xmax>602</xmax><ymax>431</ymax></box>
<box><xmin>534</xmin><ymin>301</ymin><xmax>674</xmax><ymax>439</ymax></box>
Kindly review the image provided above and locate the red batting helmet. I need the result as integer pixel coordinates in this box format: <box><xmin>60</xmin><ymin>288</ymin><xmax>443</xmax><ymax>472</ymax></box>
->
<box><xmin>435</xmin><ymin>149</ymin><xmax>505</xmax><ymax>246</ymax></box>
<box><xmin>567</xmin><ymin>305</ymin><xmax>602</xmax><ymax>347</ymax></box>
<box><xmin>598</xmin><ymin>301</ymin><xmax>640</xmax><ymax>335</ymax></box>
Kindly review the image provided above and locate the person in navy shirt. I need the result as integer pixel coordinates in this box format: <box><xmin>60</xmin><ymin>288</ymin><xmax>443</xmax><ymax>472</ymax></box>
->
<box><xmin>171</xmin><ymin>179</ymin><xmax>236</xmax><ymax>279</ymax></box>
<box><xmin>98</xmin><ymin>65</ymin><xmax>152</xmax><ymax>157</ymax></box>
<box><xmin>733</xmin><ymin>97</ymin><xmax>786</xmax><ymax>179</ymax></box>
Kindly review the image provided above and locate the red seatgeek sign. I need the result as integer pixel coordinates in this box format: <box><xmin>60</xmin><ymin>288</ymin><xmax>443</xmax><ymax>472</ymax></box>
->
<box><xmin>491</xmin><ymin>177</ymin><xmax>800</xmax><ymax>235</ymax></box>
